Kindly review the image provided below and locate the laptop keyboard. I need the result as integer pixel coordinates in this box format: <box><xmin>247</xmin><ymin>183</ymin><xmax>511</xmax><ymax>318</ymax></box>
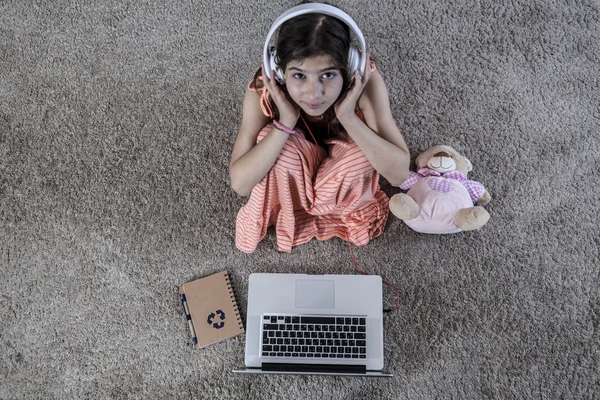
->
<box><xmin>261</xmin><ymin>315</ymin><xmax>367</xmax><ymax>359</ymax></box>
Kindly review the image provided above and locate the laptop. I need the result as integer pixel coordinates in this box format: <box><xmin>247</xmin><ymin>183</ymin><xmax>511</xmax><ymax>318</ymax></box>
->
<box><xmin>232</xmin><ymin>273</ymin><xmax>393</xmax><ymax>377</ymax></box>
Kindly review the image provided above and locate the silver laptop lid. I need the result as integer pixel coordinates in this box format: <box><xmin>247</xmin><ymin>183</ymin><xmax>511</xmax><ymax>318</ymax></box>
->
<box><xmin>242</xmin><ymin>273</ymin><xmax>385</xmax><ymax>372</ymax></box>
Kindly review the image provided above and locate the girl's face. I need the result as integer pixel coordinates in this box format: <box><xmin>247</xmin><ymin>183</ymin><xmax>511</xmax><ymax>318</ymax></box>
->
<box><xmin>283</xmin><ymin>55</ymin><xmax>344</xmax><ymax>117</ymax></box>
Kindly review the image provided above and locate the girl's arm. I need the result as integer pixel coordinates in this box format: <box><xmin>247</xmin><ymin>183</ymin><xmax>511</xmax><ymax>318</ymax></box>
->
<box><xmin>338</xmin><ymin>68</ymin><xmax>410</xmax><ymax>187</ymax></box>
<box><xmin>229</xmin><ymin>87</ymin><xmax>288</xmax><ymax>196</ymax></box>
<box><xmin>230</xmin><ymin>67</ymin><xmax>300</xmax><ymax>196</ymax></box>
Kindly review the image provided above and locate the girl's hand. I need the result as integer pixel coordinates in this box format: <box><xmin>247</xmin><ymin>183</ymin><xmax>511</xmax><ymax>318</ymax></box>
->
<box><xmin>262</xmin><ymin>63</ymin><xmax>300</xmax><ymax>128</ymax></box>
<box><xmin>334</xmin><ymin>54</ymin><xmax>372</xmax><ymax>123</ymax></box>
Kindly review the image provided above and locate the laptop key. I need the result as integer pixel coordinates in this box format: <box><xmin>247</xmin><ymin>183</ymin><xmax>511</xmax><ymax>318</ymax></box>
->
<box><xmin>292</xmin><ymin>317</ymin><xmax>300</xmax><ymax>323</ymax></box>
<box><xmin>360</xmin><ymin>318</ymin><xmax>366</xmax><ymax>325</ymax></box>
<box><xmin>264</xmin><ymin>324</ymin><xmax>278</xmax><ymax>330</ymax></box>
<box><xmin>345</xmin><ymin>318</ymin><xmax>351</xmax><ymax>325</ymax></box>
<box><xmin>263</xmin><ymin>345</ymin><xmax>272</xmax><ymax>351</ymax></box>
<box><xmin>336</xmin><ymin>318</ymin><xmax>344</xmax><ymax>324</ymax></box>
<box><xmin>352</xmin><ymin>355</ymin><xmax>358</xmax><ymax>358</ymax></box>
<box><xmin>285</xmin><ymin>353</ymin><xmax>291</xmax><ymax>357</ymax></box>
<box><xmin>357</xmin><ymin>340</ymin><xmax>366</xmax><ymax>346</ymax></box>
<box><xmin>354</xmin><ymin>333</ymin><xmax>366</xmax><ymax>340</ymax></box>
<box><xmin>301</xmin><ymin>317</ymin><xmax>336</xmax><ymax>324</ymax></box>
<box><xmin>277</xmin><ymin>353</ymin><xmax>284</xmax><ymax>357</ymax></box>
<box><xmin>285</xmin><ymin>317</ymin><xmax>291</xmax><ymax>323</ymax></box>
<box><xmin>358</xmin><ymin>326</ymin><xmax>365</xmax><ymax>332</ymax></box>
<box><xmin>352</xmin><ymin>318</ymin><xmax>359</xmax><ymax>325</ymax></box>
<box><xmin>270</xmin><ymin>317</ymin><xmax>277</xmax><ymax>323</ymax></box>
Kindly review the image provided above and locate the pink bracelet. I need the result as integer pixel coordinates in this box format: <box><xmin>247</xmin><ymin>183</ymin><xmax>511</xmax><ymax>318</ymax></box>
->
<box><xmin>273</xmin><ymin>120</ymin><xmax>296</xmax><ymax>135</ymax></box>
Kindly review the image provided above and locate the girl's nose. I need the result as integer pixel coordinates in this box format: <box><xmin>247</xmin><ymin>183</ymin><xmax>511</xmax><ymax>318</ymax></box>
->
<box><xmin>307</xmin><ymin>79</ymin><xmax>324</xmax><ymax>98</ymax></box>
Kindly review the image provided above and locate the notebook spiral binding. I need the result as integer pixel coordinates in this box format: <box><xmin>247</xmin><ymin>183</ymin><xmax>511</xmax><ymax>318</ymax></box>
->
<box><xmin>224</xmin><ymin>272</ymin><xmax>244</xmax><ymax>329</ymax></box>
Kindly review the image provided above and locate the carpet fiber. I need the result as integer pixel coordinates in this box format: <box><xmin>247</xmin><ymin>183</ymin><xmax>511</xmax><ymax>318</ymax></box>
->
<box><xmin>1</xmin><ymin>0</ymin><xmax>599</xmax><ymax>398</ymax></box>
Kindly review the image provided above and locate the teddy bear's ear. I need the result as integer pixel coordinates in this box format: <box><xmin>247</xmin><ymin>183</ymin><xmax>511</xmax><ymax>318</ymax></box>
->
<box><xmin>465</xmin><ymin>158</ymin><xmax>473</xmax><ymax>172</ymax></box>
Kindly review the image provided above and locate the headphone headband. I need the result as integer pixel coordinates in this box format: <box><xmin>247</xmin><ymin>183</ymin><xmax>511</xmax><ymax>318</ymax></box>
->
<box><xmin>263</xmin><ymin>3</ymin><xmax>367</xmax><ymax>81</ymax></box>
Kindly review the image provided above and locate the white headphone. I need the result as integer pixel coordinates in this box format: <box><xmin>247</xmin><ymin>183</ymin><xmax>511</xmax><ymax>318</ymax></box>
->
<box><xmin>263</xmin><ymin>3</ymin><xmax>367</xmax><ymax>84</ymax></box>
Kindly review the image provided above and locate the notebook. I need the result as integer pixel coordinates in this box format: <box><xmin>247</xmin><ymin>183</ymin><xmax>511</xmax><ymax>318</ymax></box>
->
<box><xmin>179</xmin><ymin>271</ymin><xmax>244</xmax><ymax>349</ymax></box>
<box><xmin>232</xmin><ymin>273</ymin><xmax>392</xmax><ymax>377</ymax></box>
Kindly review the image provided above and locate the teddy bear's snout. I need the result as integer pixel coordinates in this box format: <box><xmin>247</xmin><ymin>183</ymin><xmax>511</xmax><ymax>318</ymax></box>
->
<box><xmin>427</xmin><ymin>155</ymin><xmax>456</xmax><ymax>172</ymax></box>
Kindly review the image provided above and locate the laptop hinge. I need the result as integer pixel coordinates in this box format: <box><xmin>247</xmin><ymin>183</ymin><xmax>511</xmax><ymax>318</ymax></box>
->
<box><xmin>261</xmin><ymin>363</ymin><xmax>366</xmax><ymax>374</ymax></box>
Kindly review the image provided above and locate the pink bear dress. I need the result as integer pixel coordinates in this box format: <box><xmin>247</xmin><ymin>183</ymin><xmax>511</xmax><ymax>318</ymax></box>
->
<box><xmin>399</xmin><ymin>168</ymin><xmax>485</xmax><ymax>234</ymax></box>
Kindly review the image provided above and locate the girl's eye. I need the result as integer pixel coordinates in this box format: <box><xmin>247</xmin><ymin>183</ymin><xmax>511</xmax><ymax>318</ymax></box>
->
<box><xmin>293</xmin><ymin>73</ymin><xmax>305</xmax><ymax>80</ymax></box>
<box><xmin>322</xmin><ymin>72</ymin><xmax>336</xmax><ymax>79</ymax></box>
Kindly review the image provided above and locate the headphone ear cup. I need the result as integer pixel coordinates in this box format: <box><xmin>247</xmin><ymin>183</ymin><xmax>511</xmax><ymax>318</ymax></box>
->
<box><xmin>347</xmin><ymin>45</ymin><xmax>361</xmax><ymax>80</ymax></box>
<box><xmin>269</xmin><ymin>48</ymin><xmax>285</xmax><ymax>83</ymax></box>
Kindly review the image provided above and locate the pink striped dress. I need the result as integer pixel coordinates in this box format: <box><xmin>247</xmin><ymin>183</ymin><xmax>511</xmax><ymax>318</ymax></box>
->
<box><xmin>235</xmin><ymin>67</ymin><xmax>389</xmax><ymax>253</ymax></box>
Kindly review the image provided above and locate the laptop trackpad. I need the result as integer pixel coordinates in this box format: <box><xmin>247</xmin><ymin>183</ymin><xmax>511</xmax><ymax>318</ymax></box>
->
<box><xmin>295</xmin><ymin>280</ymin><xmax>335</xmax><ymax>309</ymax></box>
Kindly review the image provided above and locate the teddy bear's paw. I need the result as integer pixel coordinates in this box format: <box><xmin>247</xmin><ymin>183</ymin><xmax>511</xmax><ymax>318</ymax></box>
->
<box><xmin>389</xmin><ymin>193</ymin><xmax>420</xmax><ymax>220</ymax></box>
<box><xmin>455</xmin><ymin>206</ymin><xmax>490</xmax><ymax>230</ymax></box>
<box><xmin>476</xmin><ymin>190</ymin><xmax>492</xmax><ymax>206</ymax></box>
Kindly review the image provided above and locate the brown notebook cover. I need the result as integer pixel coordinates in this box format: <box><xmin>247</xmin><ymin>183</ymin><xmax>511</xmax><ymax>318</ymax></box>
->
<box><xmin>179</xmin><ymin>271</ymin><xmax>244</xmax><ymax>349</ymax></box>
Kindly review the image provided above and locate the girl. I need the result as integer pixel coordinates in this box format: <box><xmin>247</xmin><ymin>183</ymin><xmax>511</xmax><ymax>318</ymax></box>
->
<box><xmin>230</xmin><ymin>4</ymin><xmax>410</xmax><ymax>253</ymax></box>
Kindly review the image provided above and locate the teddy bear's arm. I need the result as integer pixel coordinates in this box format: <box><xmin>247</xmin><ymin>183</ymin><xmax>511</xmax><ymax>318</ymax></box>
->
<box><xmin>399</xmin><ymin>171</ymin><xmax>423</xmax><ymax>190</ymax></box>
<box><xmin>464</xmin><ymin>180</ymin><xmax>486</xmax><ymax>204</ymax></box>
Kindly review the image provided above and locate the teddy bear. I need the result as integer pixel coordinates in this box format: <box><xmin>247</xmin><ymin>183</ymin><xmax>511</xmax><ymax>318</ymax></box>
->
<box><xmin>389</xmin><ymin>145</ymin><xmax>491</xmax><ymax>234</ymax></box>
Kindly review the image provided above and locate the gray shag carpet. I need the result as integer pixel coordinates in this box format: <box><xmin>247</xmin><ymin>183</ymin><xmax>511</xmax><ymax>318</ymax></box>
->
<box><xmin>1</xmin><ymin>0</ymin><xmax>599</xmax><ymax>398</ymax></box>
